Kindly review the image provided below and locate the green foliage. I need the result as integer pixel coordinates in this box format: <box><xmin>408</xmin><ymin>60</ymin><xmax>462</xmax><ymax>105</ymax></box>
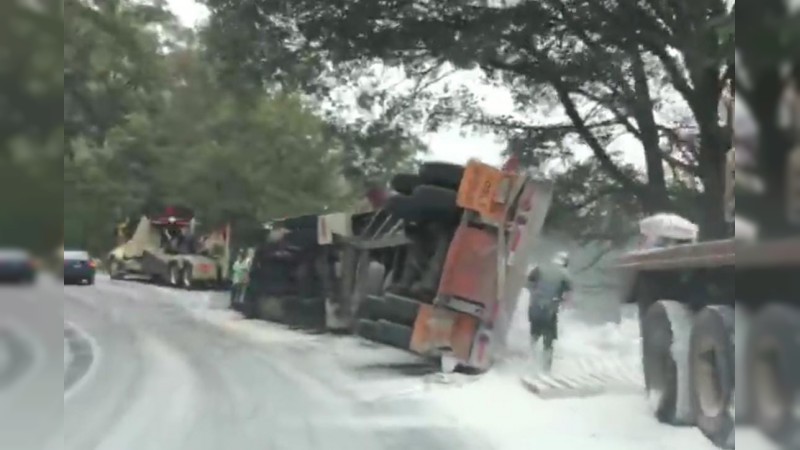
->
<box><xmin>203</xmin><ymin>0</ymin><xmax>732</xmax><ymax>239</ymax></box>
<box><xmin>62</xmin><ymin>0</ymin><xmax>420</xmax><ymax>255</ymax></box>
<box><xmin>0</xmin><ymin>1</ymin><xmax>63</xmax><ymax>253</ymax></box>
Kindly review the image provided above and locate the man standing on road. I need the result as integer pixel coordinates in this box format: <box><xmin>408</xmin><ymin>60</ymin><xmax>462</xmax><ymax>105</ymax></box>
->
<box><xmin>526</xmin><ymin>251</ymin><xmax>573</xmax><ymax>372</ymax></box>
<box><xmin>230</xmin><ymin>250</ymin><xmax>250</xmax><ymax>308</ymax></box>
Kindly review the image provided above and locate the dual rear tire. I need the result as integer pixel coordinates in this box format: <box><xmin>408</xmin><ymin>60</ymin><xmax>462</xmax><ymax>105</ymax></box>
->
<box><xmin>642</xmin><ymin>300</ymin><xmax>734</xmax><ymax>448</ymax></box>
<box><xmin>644</xmin><ymin>300</ymin><xmax>799</xmax><ymax>449</ymax></box>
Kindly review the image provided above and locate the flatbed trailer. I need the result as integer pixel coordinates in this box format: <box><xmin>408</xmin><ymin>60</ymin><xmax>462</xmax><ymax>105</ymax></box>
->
<box><xmin>108</xmin><ymin>207</ymin><xmax>231</xmax><ymax>290</ymax></box>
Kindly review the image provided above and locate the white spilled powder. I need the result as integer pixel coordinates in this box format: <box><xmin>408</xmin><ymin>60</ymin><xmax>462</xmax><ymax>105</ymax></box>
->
<box><xmin>496</xmin><ymin>291</ymin><xmax>642</xmax><ymax>377</ymax></box>
<box><xmin>428</xmin><ymin>371</ymin><xmax>715</xmax><ymax>450</ymax></box>
<box><xmin>427</xmin><ymin>293</ymin><xmax>717</xmax><ymax>449</ymax></box>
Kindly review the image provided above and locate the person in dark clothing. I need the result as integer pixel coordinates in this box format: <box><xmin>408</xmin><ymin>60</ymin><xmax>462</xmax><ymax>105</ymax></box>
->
<box><xmin>526</xmin><ymin>251</ymin><xmax>573</xmax><ymax>372</ymax></box>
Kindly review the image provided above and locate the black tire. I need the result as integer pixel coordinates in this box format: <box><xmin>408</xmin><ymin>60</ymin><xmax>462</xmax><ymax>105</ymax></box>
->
<box><xmin>358</xmin><ymin>295</ymin><xmax>385</xmax><ymax>320</ymax></box>
<box><xmin>746</xmin><ymin>304</ymin><xmax>800</xmax><ymax>448</ymax></box>
<box><xmin>241</xmin><ymin>296</ymin><xmax>257</xmax><ymax>319</ymax></box>
<box><xmin>384</xmin><ymin>194</ymin><xmax>421</xmax><ymax>222</ymax></box>
<box><xmin>379</xmin><ymin>293</ymin><xmax>422</xmax><ymax>327</ymax></box>
<box><xmin>353</xmin><ymin>258</ymin><xmax>385</xmax><ymax>308</ymax></box>
<box><xmin>642</xmin><ymin>300</ymin><xmax>693</xmax><ymax>425</ymax></box>
<box><xmin>410</xmin><ymin>185</ymin><xmax>459</xmax><ymax>221</ymax></box>
<box><xmin>356</xmin><ymin>319</ymin><xmax>413</xmax><ymax>350</ymax></box>
<box><xmin>284</xmin><ymin>228</ymin><xmax>318</xmax><ymax>247</ymax></box>
<box><xmin>86</xmin><ymin>276</ymin><xmax>95</xmax><ymax>286</ymax></box>
<box><xmin>109</xmin><ymin>259</ymin><xmax>124</xmax><ymax>280</ymax></box>
<box><xmin>390</xmin><ymin>173</ymin><xmax>422</xmax><ymax>195</ymax></box>
<box><xmin>419</xmin><ymin>162</ymin><xmax>465</xmax><ymax>190</ymax></box>
<box><xmin>277</xmin><ymin>214</ymin><xmax>318</xmax><ymax>230</ymax></box>
<box><xmin>356</xmin><ymin>319</ymin><xmax>381</xmax><ymax>342</ymax></box>
<box><xmin>375</xmin><ymin>320</ymin><xmax>413</xmax><ymax>350</ymax></box>
<box><xmin>735</xmin><ymin>305</ymin><xmax>751</xmax><ymax>424</ymax></box>
<box><xmin>689</xmin><ymin>306</ymin><xmax>735</xmax><ymax>449</ymax></box>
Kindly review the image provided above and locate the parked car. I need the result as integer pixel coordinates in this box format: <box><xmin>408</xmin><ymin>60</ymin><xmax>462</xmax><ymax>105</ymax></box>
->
<box><xmin>63</xmin><ymin>250</ymin><xmax>96</xmax><ymax>285</ymax></box>
<box><xmin>0</xmin><ymin>249</ymin><xmax>37</xmax><ymax>284</ymax></box>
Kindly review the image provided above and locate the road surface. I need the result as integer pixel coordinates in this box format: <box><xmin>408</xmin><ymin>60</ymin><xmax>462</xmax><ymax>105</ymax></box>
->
<box><xmin>0</xmin><ymin>276</ymin><xmax>766</xmax><ymax>450</ymax></box>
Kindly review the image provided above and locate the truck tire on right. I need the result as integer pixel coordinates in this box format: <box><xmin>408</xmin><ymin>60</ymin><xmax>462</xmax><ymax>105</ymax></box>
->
<box><xmin>390</xmin><ymin>173</ymin><xmax>422</xmax><ymax>195</ymax></box>
<box><xmin>355</xmin><ymin>319</ymin><xmax>413</xmax><ymax>350</ymax></box>
<box><xmin>689</xmin><ymin>305</ymin><xmax>735</xmax><ymax>449</ymax></box>
<box><xmin>109</xmin><ymin>258</ymin><xmax>124</xmax><ymax>280</ymax></box>
<box><xmin>375</xmin><ymin>294</ymin><xmax>421</xmax><ymax>326</ymax></box>
<box><xmin>641</xmin><ymin>300</ymin><xmax>694</xmax><ymax>425</ymax></box>
<box><xmin>410</xmin><ymin>185</ymin><xmax>459</xmax><ymax>221</ymax></box>
<box><xmin>418</xmin><ymin>162</ymin><xmax>464</xmax><ymax>190</ymax></box>
<box><xmin>745</xmin><ymin>304</ymin><xmax>800</xmax><ymax>448</ymax></box>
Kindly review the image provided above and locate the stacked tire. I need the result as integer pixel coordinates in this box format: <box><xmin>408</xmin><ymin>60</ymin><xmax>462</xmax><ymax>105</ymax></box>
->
<box><xmin>354</xmin><ymin>162</ymin><xmax>465</xmax><ymax>351</ymax></box>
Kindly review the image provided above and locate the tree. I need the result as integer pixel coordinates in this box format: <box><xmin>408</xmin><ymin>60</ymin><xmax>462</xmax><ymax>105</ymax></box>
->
<box><xmin>64</xmin><ymin>0</ymin><xmax>174</xmax><ymax>157</ymax></box>
<box><xmin>63</xmin><ymin>11</ymin><xmax>378</xmax><ymax>253</ymax></box>
<box><xmin>0</xmin><ymin>0</ymin><xmax>63</xmax><ymax>252</ymax></box>
<box><xmin>203</xmin><ymin>0</ymin><xmax>732</xmax><ymax>238</ymax></box>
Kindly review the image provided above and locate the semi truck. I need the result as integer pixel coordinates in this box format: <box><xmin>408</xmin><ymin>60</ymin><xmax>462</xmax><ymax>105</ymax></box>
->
<box><xmin>616</xmin><ymin>146</ymin><xmax>800</xmax><ymax>447</ymax></box>
<box><xmin>107</xmin><ymin>206</ymin><xmax>231</xmax><ymax>290</ymax></box>
<box><xmin>239</xmin><ymin>158</ymin><xmax>554</xmax><ymax>372</ymax></box>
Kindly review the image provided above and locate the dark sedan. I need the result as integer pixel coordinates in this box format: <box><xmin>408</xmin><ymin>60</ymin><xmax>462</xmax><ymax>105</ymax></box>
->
<box><xmin>63</xmin><ymin>250</ymin><xmax>96</xmax><ymax>285</ymax></box>
<box><xmin>0</xmin><ymin>249</ymin><xmax>37</xmax><ymax>284</ymax></box>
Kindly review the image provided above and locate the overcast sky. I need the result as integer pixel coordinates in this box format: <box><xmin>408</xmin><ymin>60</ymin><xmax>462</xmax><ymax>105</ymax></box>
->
<box><xmin>165</xmin><ymin>0</ymin><xmax>651</xmax><ymax>169</ymax></box>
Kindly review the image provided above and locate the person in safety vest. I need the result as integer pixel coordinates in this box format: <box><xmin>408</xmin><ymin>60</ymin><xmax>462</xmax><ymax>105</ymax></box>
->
<box><xmin>526</xmin><ymin>251</ymin><xmax>572</xmax><ymax>371</ymax></box>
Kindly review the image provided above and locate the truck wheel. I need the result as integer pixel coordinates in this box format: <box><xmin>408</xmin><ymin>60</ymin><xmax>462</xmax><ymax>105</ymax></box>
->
<box><xmin>384</xmin><ymin>194</ymin><xmax>421</xmax><ymax>222</ymax></box>
<box><xmin>375</xmin><ymin>320</ymin><xmax>413</xmax><ymax>349</ymax></box>
<box><xmin>356</xmin><ymin>319</ymin><xmax>381</xmax><ymax>342</ymax></box>
<box><xmin>241</xmin><ymin>296</ymin><xmax>257</xmax><ymax>319</ymax></box>
<box><xmin>419</xmin><ymin>162</ymin><xmax>465</xmax><ymax>190</ymax></box>
<box><xmin>109</xmin><ymin>259</ymin><xmax>124</xmax><ymax>280</ymax></box>
<box><xmin>355</xmin><ymin>319</ymin><xmax>413</xmax><ymax>349</ymax></box>
<box><xmin>181</xmin><ymin>265</ymin><xmax>194</xmax><ymax>290</ymax></box>
<box><xmin>689</xmin><ymin>305</ymin><xmax>735</xmax><ymax>449</ymax></box>
<box><xmin>746</xmin><ymin>304</ymin><xmax>800</xmax><ymax>448</ymax></box>
<box><xmin>379</xmin><ymin>293</ymin><xmax>422</xmax><ymax>327</ymax></box>
<box><xmin>285</xmin><ymin>228</ymin><xmax>318</xmax><ymax>246</ymax></box>
<box><xmin>410</xmin><ymin>185</ymin><xmax>459</xmax><ymax>221</ymax></box>
<box><xmin>642</xmin><ymin>300</ymin><xmax>694</xmax><ymax>425</ymax></box>
<box><xmin>353</xmin><ymin>258</ymin><xmax>386</xmax><ymax>316</ymax></box>
<box><xmin>168</xmin><ymin>263</ymin><xmax>181</xmax><ymax>287</ymax></box>
<box><xmin>358</xmin><ymin>295</ymin><xmax>385</xmax><ymax>320</ymax></box>
<box><xmin>390</xmin><ymin>173</ymin><xmax>422</xmax><ymax>195</ymax></box>
<box><xmin>735</xmin><ymin>305</ymin><xmax>751</xmax><ymax>423</ymax></box>
<box><xmin>278</xmin><ymin>214</ymin><xmax>318</xmax><ymax>230</ymax></box>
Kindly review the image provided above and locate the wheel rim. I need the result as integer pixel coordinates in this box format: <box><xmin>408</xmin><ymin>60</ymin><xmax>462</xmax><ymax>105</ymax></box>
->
<box><xmin>752</xmin><ymin>336</ymin><xmax>788</xmax><ymax>427</ymax></box>
<box><xmin>694</xmin><ymin>335</ymin><xmax>726</xmax><ymax>417</ymax></box>
<box><xmin>183</xmin><ymin>269</ymin><xmax>191</xmax><ymax>288</ymax></box>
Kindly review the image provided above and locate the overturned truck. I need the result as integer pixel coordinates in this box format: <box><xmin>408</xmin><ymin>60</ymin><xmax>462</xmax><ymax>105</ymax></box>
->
<box><xmin>240</xmin><ymin>159</ymin><xmax>554</xmax><ymax>371</ymax></box>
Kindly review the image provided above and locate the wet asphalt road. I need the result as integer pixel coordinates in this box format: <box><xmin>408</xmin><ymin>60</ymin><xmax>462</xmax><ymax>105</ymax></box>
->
<box><xmin>0</xmin><ymin>280</ymin><xmax>62</xmax><ymax>450</ymax></box>
<box><xmin>62</xmin><ymin>278</ymin><xmax>492</xmax><ymax>450</ymax></box>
